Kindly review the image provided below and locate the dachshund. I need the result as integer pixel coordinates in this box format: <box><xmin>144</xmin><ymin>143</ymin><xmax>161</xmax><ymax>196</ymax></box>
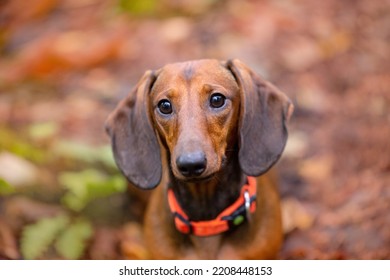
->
<box><xmin>106</xmin><ymin>59</ymin><xmax>293</xmax><ymax>259</ymax></box>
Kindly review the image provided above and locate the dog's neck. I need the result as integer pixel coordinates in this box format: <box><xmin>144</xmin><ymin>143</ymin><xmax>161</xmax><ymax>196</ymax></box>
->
<box><xmin>169</xmin><ymin>152</ymin><xmax>246</xmax><ymax>221</ymax></box>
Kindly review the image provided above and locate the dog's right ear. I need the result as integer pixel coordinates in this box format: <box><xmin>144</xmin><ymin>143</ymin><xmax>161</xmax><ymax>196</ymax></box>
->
<box><xmin>105</xmin><ymin>71</ymin><xmax>162</xmax><ymax>189</ymax></box>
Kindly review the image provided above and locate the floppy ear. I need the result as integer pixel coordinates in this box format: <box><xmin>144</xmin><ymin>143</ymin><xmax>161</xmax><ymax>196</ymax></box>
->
<box><xmin>105</xmin><ymin>70</ymin><xmax>161</xmax><ymax>189</ymax></box>
<box><xmin>227</xmin><ymin>59</ymin><xmax>294</xmax><ymax>176</ymax></box>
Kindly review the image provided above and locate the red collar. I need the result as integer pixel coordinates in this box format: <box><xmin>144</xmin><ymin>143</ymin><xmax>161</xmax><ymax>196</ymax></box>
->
<box><xmin>167</xmin><ymin>176</ymin><xmax>257</xmax><ymax>237</ymax></box>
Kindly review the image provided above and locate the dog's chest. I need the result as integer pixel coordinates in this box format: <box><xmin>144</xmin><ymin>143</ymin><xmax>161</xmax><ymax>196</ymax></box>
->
<box><xmin>188</xmin><ymin>235</ymin><xmax>223</xmax><ymax>259</ymax></box>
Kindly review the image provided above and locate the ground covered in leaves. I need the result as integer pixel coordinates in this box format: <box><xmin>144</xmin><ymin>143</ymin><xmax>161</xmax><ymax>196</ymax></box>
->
<box><xmin>0</xmin><ymin>0</ymin><xmax>389</xmax><ymax>259</ymax></box>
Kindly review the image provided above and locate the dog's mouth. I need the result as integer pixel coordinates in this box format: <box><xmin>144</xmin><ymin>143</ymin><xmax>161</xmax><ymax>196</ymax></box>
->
<box><xmin>181</xmin><ymin>173</ymin><xmax>216</xmax><ymax>183</ymax></box>
<box><xmin>172</xmin><ymin>171</ymin><xmax>217</xmax><ymax>183</ymax></box>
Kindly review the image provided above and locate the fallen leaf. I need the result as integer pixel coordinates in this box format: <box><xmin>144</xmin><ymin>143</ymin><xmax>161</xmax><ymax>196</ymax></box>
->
<box><xmin>4</xmin><ymin>197</ymin><xmax>64</xmax><ymax>231</ymax></box>
<box><xmin>283</xmin><ymin>131</ymin><xmax>309</xmax><ymax>158</ymax></box>
<box><xmin>0</xmin><ymin>152</ymin><xmax>40</xmax><ymax>188</ymax></box>
<box><xmin>20</xmin><ymin>214</ymin><xmax>69</xmax><ymax>260</ymax></box>
<box><xmin>298</xmin><ymin>156</ymin><xmax>333</xmax><ymax>181</ymax></box>
<box><xmin>119</xmin><ymin>222</ymin><xmax>149</xmax><ymax>260</ymax></box>
<box><xmin>55</xmin><ymin>219</ymin><xmax>93</xmax><ymax>260</ymax></box>
<box><xmin>281</xmin><ymin>36</ymin><xmax>322</xmax><ymax>71</ymax></box>
<box><xmin>281</xmin><ymin>198</ymin><xmax>314</xmax><ymax>234</ymax></box>
<box><xmin>160</xmin><ymin>17</ymin><xmax>192</xmax><ymax>43</ymax></box>
<box><xmin>0</xmin><ymin>219</ymin><xmax>20</xmax><ymax>259</ymax></box>
<box><xmin>319</xmin><ymin>31</ymin><xmax>352</xmax><ymax>58</ymax></box>
<box><xmin>3</xmin><ymin>0</ymin><xmax>58</xmax><ymax>27</ymax></box>
<box><xmin>88</xmin><ymin>227</ymin><xmax>120</xmax><ymax>260</ymax></box>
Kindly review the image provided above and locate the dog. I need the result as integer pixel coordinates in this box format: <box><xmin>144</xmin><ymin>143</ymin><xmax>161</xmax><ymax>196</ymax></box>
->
<box><xmin>106</xmin><ymin>59</ymin><xmax>293</xmax><ymax>259</ymax></box>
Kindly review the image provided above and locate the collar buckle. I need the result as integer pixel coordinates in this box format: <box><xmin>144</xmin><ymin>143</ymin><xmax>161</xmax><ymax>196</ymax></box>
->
<box><xmin>244</xmin><ymin>190</ymin><xmax>252</xmax><ymax>222</ymax></box>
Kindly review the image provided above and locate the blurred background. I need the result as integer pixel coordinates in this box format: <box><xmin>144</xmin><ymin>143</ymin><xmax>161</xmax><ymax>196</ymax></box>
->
<box><xmin>0</xmin><ymin>0</ymin><xmax>389</xmax><ymax>260</ymax></box>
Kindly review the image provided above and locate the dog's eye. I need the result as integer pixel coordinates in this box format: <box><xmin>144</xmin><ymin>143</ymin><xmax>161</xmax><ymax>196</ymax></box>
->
<box><xmin>158</xmin><ymin>99</ymin><xmax>173</xmax><ymax>115</ymax></box>
<box><xmin>210</xmin><ymin>93</ymin><xmax>226</xmax><ymax>109</ymax></box>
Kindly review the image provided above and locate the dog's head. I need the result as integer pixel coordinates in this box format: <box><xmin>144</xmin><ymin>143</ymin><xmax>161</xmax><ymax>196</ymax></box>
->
<box><xmin>106</xmin><ymin>59</ymin><xmax>293</xmax><ymax>189</ymax></box>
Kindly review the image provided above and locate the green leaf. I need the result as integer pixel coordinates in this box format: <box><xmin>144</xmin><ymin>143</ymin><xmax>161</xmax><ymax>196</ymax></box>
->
<box><xmin>21</xmin><ymin>215</ymin><xmax>69</xmax><ymax>260</ymax></box>
<box><xmin>95</xmin><ymin>145</ymin><xmax>117</xmax><ymax>169</ymax></box>
<box><xmin>59</xmin><ymin>169</ymin><xmax>126</xmax><ymax>211</ymax></box>
<box><xmin>0</xmin><ymin>177</ymin><xmax>15</xmax><ymax>195</ymax></box>
<box><xmin>52</xmin><ymin>141</ymin><xmax>118</xmax><ymax>169</ymax></box>
<box><xmin>52</xmin><ymin>141</ymin><xmax>98</xmax><ymax>163</ymax></box>
<box><xmin>0</xmin><ymin>128</ymin><xmax>47</xmax><ymax>163</ymax></box>
<box><xmin>118</xmin><ymin>0</ymin><xmax>158</xmax><ymax>15</ymax></box>
<box><xmin>28</xmin><ymin>122</ymin><xmax>59</xmax><ymax>140</ymax></box>
<box><xmin>55</xmin><ymin>219</ymin><xmax>93</xmax><ymax>259</ymax></box>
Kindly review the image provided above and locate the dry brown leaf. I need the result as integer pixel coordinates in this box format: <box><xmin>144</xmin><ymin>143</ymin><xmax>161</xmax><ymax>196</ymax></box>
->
<box><xmin>0</xmin><ymin>219</ymin><xmax>20</xmax><ymax>259</ymax></box>
<box><xmin>281</xmin><ymin>198</ymin><xmax>314</xmax><ymax>234</ymax></box>
<box><xmin>88</xmin><ymin>227</ymin><xmax>120</xmax><ymax>260</ymax></box>
<box><xmin>160</xmin><ymin>18</ymin><xmax>192</xmax><ymax>43</ymax></box>
<box><xmin>3</xmin><ymin>0</ymin><xmax>57</xmax><ymax>26</ymax></box>
<box><xmin>319</xmin><ymin>31</ymin><xmax>352</xmax><ymax>58</ymax></box>
<box><xmin>119</xmin><ymin>222</ymin><xmax>149</xmax><ymax>260</ymax></box>
<box><xmin>283</xmin><ymin>131</ymin><xmax>309</xmax><ymax>158</ymax></box>
<box><xmin>2</xmin><ymin>27</ymin><xmax>126</xmax><ymax>82</ymax></box>
<box><xmin>281</xmin><ymin>36</ymin><xmax>322</xmax><ymax>71</ymax></box>
<box><xmin>0</xmin><ymin>152</ymin><xmax>40</xmax><ymax>188</ymax></box>
<box><xmin>298</xmin><ymin>156</ymin><xmax>333</xmax><ymax>181</ymax></box>
<box><xmin>4</xmin><ymin>197</ymin><xmax>64</xmax><ymax>231</ymax></box>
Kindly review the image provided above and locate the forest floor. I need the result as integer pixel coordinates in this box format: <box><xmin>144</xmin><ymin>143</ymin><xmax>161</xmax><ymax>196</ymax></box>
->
<box><xmin>0</xmin><ymin>0</ymin><xmax>389</xmax><ymax>259</ymax></box>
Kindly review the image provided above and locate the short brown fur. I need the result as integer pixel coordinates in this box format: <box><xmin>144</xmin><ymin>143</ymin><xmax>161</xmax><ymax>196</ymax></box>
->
<box><xmin>106</xmin><ymin>59</ymin><xmax>293</xmax><ymax>259</ymax></box>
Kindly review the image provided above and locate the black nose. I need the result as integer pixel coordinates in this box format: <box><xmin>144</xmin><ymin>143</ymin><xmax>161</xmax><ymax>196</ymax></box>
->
<box><xmin>176</xmin><ymin>152</ymin><xmax>207</xmax><ymax>177</ymax></box>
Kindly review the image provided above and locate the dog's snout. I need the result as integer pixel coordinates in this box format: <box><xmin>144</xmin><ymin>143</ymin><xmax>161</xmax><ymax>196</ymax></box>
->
<box><xmin>176</xmin><ymin>152</ymin><xmax>207</xmax><ymax>177</ymax></box>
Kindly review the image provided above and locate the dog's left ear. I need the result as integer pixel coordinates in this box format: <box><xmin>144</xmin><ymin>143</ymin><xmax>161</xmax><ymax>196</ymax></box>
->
<box><xmin>227</xmin><ymin>59</ymin><xmax>294</xmax><ymax>176</ymax></box>
<box><xmin>105</xmin><ymin>70</ymin><xmax>162</xmax><ymax>189</ymax></box>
